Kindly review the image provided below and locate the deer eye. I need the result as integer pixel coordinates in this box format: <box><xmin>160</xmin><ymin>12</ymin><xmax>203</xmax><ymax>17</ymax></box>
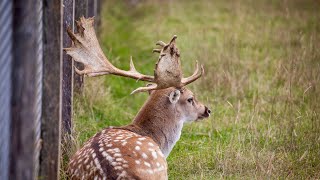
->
<box><xmin>187</xmin><ymin>97</ymin><xmax>194</xmax><ymax>104</ymax></box>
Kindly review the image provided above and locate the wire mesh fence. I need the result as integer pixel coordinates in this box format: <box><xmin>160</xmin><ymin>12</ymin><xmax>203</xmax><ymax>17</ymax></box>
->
<box><xmin>0</xmin><ymin>0</ymin><xmax>102</xmax><ymax>179</ymax></box>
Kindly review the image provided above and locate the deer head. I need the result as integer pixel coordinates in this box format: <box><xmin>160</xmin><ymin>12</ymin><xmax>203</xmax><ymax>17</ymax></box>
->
<box><xmin>64</xmin><ymin>17</ymin><xmax>204</xmax><ymax>94</ymax></box>
<box><xmin>132</xmin><ymin>87</ymin><xmax>211</xmax><ymax>156</ymax></box>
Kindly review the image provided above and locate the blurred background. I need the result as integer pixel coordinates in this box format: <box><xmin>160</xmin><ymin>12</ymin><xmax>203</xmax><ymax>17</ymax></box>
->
<box><xmin>72</xmin><ymin>0</ymin><xmax>320</xmax><ymax>179</ymax></box>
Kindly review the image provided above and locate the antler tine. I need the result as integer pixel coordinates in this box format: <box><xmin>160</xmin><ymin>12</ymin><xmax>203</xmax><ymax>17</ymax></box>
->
<box><xmin>130</xmin><ymin>83</ymin><xmax>158</xmax><ymax>95</ymax></box>
<box><xmin>181</xmin><ymin>61</ymin><xmax>204</xmax><ymax>86</ymax></box>
<box><xmin>75</xmin><ymin>19</ymin><xmax>85</xmax><ymax>35</ymax></box>
<box><xmin>169</xmin><ymin>35</ymin><xmax>177</xmax><ymax>45</ymax></box>
<box><xmin>152</xmin><ymin>49</ymin><xmax>161</xmax><ymax>53</ymax></box>
<box><xmin>64</xmin><ymin>17</ymin><xmax>154</xmax><ymax>83</ymax></box>
<box><xmin>156</xmin><ymin>41</ymin><xmax>166</xmax><ymax>47</ymax></box>
<box><xmin>129</xmin><ymin>56</ymin><xmax>136</xmax><ymax>71</ymax></box>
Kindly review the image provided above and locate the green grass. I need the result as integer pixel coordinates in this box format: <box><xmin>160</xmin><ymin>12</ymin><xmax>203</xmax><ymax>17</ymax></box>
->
<box><xmin>67</xmin><ymin>0</ymin><xmax>320</xmax><ymax>179</ymax></box>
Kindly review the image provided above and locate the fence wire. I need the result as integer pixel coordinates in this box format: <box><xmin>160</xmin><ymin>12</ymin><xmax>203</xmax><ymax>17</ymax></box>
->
<box><xmin>34</xmin><ymin>0</ymin><xmax>43</xmax><ymax>178</ymax></box>
<box><xmin>0</xmin><ymin>0</ymin><xmax>12</xmax><ymax>180</ymax></box>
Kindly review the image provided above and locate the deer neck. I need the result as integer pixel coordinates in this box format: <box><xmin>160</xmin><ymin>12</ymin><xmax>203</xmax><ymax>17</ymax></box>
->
<box><xmin>129</xmin><ymin>96</ymin><xmax>184</xmax><ymax>158</ymax></box>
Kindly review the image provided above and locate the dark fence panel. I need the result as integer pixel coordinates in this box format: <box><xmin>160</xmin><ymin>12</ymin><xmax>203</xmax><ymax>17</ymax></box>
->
<box><xmin>62</xmin><ymin>0</ymin><xmax>75</xmax><ymax>134</ymax></box>
<box><xmin>88</xmin><ymin>0</ymin><xmax>102</xmax><ymax>27</ymax></box>
<box><xmin>96</xmin><ymin>0</ymin><xmax>102</xmax><ymax>27</ymax></box>
<box><xmin>75</xmin><ymin>0</ymin><xmax>88</xmax><ymax>19</ymax></box>
<box><xmin>10</xmin><ymin>0</ymin><xmax>43</xmax><ymax>179</ymax></box>
<box><xmin>73</xmin><ymin>0</ymin><xmax>88</xmax><ymax>93</ymax></box>
<box><xmin>87</xmin><ymin>0</ymin><xmax>96</xmax><ymax>17</ymax></box>
<box><xmin>1</xmin><ymin>1</ymin><xmax>104</xmax><ymax>179</ymax></box>
<box><xmin>0</xmin><ymin>1</ymin><xmax>12</xmax><ymax>180</ymax></box>
<box><xmin>40</xmin><ymin>0</ymin><xmax>62</xmax><ymax>179</ymax></box>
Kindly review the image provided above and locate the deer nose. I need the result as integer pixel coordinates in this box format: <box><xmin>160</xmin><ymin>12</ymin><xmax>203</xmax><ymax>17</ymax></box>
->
<box><xmin>205</xmin><ymin>106</ymin><xmax>211</xmax><ymax>116</ymax></box>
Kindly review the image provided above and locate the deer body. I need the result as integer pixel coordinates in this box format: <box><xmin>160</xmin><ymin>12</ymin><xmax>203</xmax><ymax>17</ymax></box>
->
<box><xmin>68</xmin><ymin>88</ymin><xmax>211</xmax><ymax>179</ymax></box>
<box><xmin>68</xmin><ymin>128</ymin><xmax>168</xmax><ymax>180</ymax></box>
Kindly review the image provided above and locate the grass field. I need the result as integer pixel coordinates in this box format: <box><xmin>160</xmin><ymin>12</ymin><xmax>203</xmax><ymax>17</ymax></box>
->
<box><xmin>67</xmin><ymin>0</ymin><xmax>320</xmax><ymax>179</ymax></box>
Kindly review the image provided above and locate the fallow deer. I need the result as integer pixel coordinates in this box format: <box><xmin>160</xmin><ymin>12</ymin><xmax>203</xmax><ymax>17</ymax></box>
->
<box><xmin>65</xmin><ymin>17</ymin><xmax>211</xmax><ymax>180</ymax></box>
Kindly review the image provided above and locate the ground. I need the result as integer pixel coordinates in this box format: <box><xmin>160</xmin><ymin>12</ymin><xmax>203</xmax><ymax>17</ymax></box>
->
<box><xmin>63</xmin><ymin>0</ymin><xmax>320</xmax><ymax>179</ymax></box>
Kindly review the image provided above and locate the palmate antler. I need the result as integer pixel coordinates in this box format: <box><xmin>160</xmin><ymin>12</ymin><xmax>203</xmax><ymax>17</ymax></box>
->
<box><xmin>65</xmin><ymin>17</ymin><xmax>204</xmax><ymax>94</ymax></box>
<box><xmin>64</xmin><ymin>17</ymin><xmax>153</xmax><ymax>82</ymax></box>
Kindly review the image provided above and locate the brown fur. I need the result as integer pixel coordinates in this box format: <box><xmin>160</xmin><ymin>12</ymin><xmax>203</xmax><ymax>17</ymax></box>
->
<box><xmin>68</xmin><ymin>87</ymin><xmax>210</xmax><ymax>179</ymax></box>
<box><xmin>123</xmin><ymin>87</ymin><xmax>209</xmax><ymax>156</ymax></box>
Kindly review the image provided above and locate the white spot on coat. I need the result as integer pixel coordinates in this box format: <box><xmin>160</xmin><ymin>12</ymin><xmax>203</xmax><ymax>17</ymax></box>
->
<box><xmin>116</xmin><ymin>158</ymin><xmax>123</xmax><ymax>162</ymax></box>
<box><xmin>144</xmin><ymin>162</ymin><xmax>151</xmax><ymax>167</ymax></box>
<box><xmin>118</xmin><ymin>171</ymin><xmax>128</xmax><ymax>178</ymax></box>
<box><xmin>113</xmin><ymin>148</ymin><xmax>120</xmax><ymax>153</ymax></box>
<box><xmin>142</xmin><ymin>153</ymin><xmax>148</xmax><ymax>159</ymax></box>
<box><xmin>158</xmin><ymin>151</ymin><xmax>165</xmax><ymax>157</ymax></box>
<box><xmin>147</xmin><ymin>169</ymin><xmax>153</xmax><ymax>174</ymax></box>
<box><xmin>152</xmin><ymin>151</ymin><xmax>157</xmax><ymax>159</ymax></box>
<box><xmin>136</xmin><ymin>141</ymin><xmax>142</xmax><ymax>145</ymax></box>
<box><xmin>115</xmin><ymin>166</ymin><xmax>123</xmax><ymax>170</ymax></box>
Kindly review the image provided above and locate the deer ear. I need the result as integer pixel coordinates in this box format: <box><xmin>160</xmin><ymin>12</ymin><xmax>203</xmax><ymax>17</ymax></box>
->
<box><xmin>169</xmin><ymin>90</ymin><xmax>181</xmax><ymax>104</ymax></box>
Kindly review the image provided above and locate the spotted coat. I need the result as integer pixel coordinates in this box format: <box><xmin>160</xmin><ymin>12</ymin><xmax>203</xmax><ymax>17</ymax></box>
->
<box><xmin>68</xmin><ymin>128</ymin><xmax>167</xmax><ymax>180</ymax></box>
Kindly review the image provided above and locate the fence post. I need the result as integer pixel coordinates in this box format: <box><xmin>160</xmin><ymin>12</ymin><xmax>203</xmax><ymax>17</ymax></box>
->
<box><xmin>0</xmin><ymin>1</ymin><xmax>12</xmax><ymax>179</ymax></box>
<box><xmin>73</xmin><ymin>0</ymin><xmax>88</xmax><ymax>93</ymax></box>
<box><xmin>40</xmin><ymin>0</ymin><xmax>62</xmax><ymax>179</ymax></box>
<box><xmin>88</xmin><ymin>0</ymin><xmax>101</xmax><ymax>27</ymax></box>
<box><xmin>10</xmin><ymin>0</ymin><xmax>43</xmax><ymax>179</ymax></box>
<box><xmin>62</xmin><ymin>0</ymin><xmax>75</xmax><ymax>135</ymax></box>
<box><xmin>87</xmin><ymin>0</ymin><xmax>96</xmax><ymax>17</ymax></box>
<box><xmin>96</xmin><ymin>0</ymin><xmax>102</xmax><ymax>27</ymax></box>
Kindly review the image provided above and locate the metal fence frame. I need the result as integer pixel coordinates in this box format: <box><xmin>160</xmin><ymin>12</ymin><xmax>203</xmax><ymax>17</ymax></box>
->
<box><xmin>0</xmin><ymin>0</ymin><xmax>102</xmax><ymax>179</ymax></box>
<box><xmin>0</xmin><ymin>1</ymin><xmax>13</xmax><ymax>179</ymax></box>
<box><xmin>10</xmin><ymin>0</ymin><xmax>43</xmax><ymax>179</ymax></box>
